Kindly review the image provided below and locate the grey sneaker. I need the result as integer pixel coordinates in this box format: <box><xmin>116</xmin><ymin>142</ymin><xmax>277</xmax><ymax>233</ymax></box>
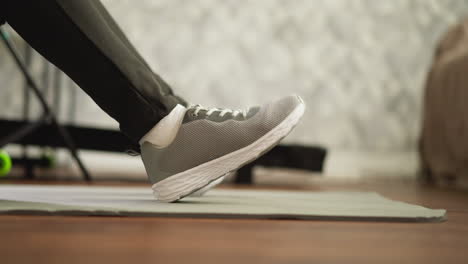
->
<box><xmin>140</xmin><ymin>95</ymin><xmax>305</xmax><ymax>202</ymax></box>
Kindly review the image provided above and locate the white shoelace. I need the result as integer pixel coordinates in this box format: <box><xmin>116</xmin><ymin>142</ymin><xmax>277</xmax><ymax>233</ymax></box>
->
<box><xmin>190</xmin><ymin>104</ymin><xmax>247</xmax><ymax>118</ymax></box>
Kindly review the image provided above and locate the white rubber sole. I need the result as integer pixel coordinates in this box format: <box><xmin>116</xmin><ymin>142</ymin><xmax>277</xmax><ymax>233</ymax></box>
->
<box><xmin>152</xmin><ymin>101</ymin><xmax>305</xmax><ymax>202</ymax></box>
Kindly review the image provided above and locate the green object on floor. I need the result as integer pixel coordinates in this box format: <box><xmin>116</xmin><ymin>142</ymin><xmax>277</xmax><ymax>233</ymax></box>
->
<box><xmin>0</xmin><ymin>150</ymin><xmax>12</xmax><ymax>177</ymax></box>
<box><xmin>41</xmin><ymin>148</ymin><xmax>57</xmax><ymax>168</ymax></box>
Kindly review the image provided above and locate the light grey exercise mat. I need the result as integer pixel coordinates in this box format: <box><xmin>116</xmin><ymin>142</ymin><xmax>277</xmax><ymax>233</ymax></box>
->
<box><xmin>0</xmin><ymin>185</ymin><xmax>446</xmax><ymax>222</ymax></box>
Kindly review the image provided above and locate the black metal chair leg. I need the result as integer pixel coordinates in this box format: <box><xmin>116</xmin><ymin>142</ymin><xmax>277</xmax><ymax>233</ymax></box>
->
<box><xmin>52</xmin><ymin>119</ymin><xmax>91</xmax><ymax>181</ymax></box>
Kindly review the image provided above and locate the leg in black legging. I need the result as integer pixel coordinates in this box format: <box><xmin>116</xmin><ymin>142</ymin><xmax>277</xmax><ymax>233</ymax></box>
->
<box><xmin>2</xmin><ymin>0</ymin><xmax>186</xmax><ymax>145</ymax></box>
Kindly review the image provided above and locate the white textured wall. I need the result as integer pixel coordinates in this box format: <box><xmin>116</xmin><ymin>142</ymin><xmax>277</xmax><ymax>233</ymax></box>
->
<box><xmin>1</xmin><ymin>0</ymin><xmax>468</xmax><ymax>178</ymax></box>
<box><xmin>100</xmin><ymin>0</ymin><xmax>468</xmax><ymax>151</ymax></box>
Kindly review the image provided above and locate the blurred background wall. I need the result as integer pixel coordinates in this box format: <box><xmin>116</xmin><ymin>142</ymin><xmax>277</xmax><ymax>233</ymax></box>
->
<box><xmin>1</xmin><ymin>0</ymin><xmax>468</xmax><ymax>180</ymax></box>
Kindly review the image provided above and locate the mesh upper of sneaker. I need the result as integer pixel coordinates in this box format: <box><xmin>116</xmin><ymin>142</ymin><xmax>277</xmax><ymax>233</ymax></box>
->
<box><xmin>142</xmin><ymin>95</ymin><xmax>301</xmax><ymax>184</ymax></box>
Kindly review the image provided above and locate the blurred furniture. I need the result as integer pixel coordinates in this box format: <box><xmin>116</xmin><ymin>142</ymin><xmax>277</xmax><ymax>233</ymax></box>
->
<box><xmin>420</xmin><ymin>18</ymin><xmax>468</xmax><ymax>186</ymax></box>
<box><xmin>0</xmin><ymin>27</ymin><xmax>91</xmax><ymax>180</ymax></box>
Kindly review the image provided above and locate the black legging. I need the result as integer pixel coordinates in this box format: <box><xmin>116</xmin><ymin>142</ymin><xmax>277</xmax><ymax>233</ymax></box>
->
<box><xmin>2</xmin><ymin>0</ymin><xmax>187</xmax><ymax>146</ymax></box>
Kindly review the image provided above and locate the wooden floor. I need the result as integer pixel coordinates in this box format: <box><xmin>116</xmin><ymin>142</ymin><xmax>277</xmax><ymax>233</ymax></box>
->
<box><xmin>0</xmin><ymin>180</ymin><xmax>467</xmax><ymax>264</ymax></box>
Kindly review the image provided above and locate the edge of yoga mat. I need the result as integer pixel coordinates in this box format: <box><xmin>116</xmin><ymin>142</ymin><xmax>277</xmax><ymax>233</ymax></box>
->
<box><xmin>0</xmin><ymin>199</ymin><xmax>447</xmax><ymax>223</ymax></box>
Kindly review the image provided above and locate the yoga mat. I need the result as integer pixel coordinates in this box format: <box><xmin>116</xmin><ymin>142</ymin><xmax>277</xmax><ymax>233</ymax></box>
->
<box><xmin>0</xmin><ymin>185</ymin><xmax>446</xmax><ymax>222</ymax></box>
